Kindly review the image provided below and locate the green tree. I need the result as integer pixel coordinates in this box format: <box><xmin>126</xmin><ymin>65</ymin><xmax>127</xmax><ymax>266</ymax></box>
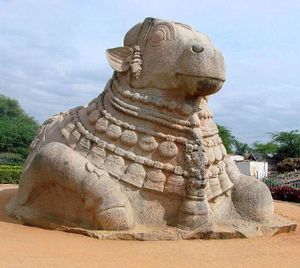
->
<box><xmin>251</xmin><ymin>130</ymin><xmax>300</xmax><ymax>160</ymax></box>
<box><xmin>234</xmin><ymin>140</ymin><xmax>252</xmax><ymax>156</ymax></box>
<box><xmin>252</xmin><ymin>141</ymin><xmax>278</xmax><ymax>157</ymax></box>
<box><xmin>0</xmin><ymin>95</ymin><xmax>39</xmax><ymax>161</ymax></box>
<box><xmin>217</xmin><ymin>124</ymin><xmax>237</xmax><ymax>154</ymax></box>
<box><xmin>271</xmin><ymin>130</ymin><xmax>300</xmax><ymax>160</ymax></box>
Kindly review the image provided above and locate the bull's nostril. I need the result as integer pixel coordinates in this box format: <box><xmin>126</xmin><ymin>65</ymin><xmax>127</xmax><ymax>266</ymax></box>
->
<box><xmin>192</xmin><ymin>45</ymin><xmax>204</xmax><ymax>53</ymax></box>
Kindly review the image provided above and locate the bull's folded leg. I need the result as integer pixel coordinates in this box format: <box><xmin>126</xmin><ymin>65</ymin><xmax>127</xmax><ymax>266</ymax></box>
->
<box><xmin>6</xmin><ymin>142</ymin><xmax>134</xmax><ymax>230</ymax></box>
<box><xmin>231</xmin><ymin>174</ymin><xmax>274</xmax><ymax>222</ymax></box>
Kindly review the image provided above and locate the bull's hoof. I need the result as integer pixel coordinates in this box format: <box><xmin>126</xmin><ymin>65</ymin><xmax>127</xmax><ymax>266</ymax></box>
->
<box><xmin>232</xmin><ymin>175</ymin><xmax>274</xmax><ymax>222</ymax></box>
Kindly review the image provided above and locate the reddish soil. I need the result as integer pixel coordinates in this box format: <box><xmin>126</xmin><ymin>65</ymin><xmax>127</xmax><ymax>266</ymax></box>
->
<box><xmin>1</xmin><ymin>184</ymin><xmax>299</xmax><ymax>268</ymax></box>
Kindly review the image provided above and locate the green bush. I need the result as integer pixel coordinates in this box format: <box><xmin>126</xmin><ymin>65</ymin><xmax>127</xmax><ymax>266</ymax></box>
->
<box><xmin>0</xmin><ymin>152</ymin><xmax>24</xmax><ymax>165</ymax></box>
<box><xmin>0</xmin><ymin>164</ymin><xmax>23</xmax><ymax>184</ymax></box>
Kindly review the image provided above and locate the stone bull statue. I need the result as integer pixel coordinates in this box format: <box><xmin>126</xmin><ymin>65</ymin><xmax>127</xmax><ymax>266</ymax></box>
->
<box><xmin>6</xmin><ymin>18</ymin><xmax>295</xmax><ymax>238</ymax></box>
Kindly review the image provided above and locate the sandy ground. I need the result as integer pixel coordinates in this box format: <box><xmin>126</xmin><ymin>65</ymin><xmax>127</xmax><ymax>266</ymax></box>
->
<box><xmin>0</xmin><ymin>184</ymin><xmax>299</xmax><ymax>268</ymax></box>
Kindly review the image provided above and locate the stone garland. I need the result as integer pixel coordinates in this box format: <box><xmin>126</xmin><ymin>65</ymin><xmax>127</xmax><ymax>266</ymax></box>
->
<box><xmin>94</xmin><ymin>93</ymin><xmax>189</xmax><ymax>144</ymax></box>
<box><xmin>114</xmin><ymin>77</ymin><xmax>214</xmax><ymax>121</ymax></box>
<box><xmin>110</xmin><ymin>88</ymin><xmax>197</xmax><ymax>128</ymax></box>
<box><xmin>74</xmin><ymin>115</ymin><xmax>227</xmax><ymax>181</ymax></box>
<box><xmin>58</xmin><ymin>90</ymin><xmax>233</xmax><ymax>200</ymax></box>
<box><xmin>112</xmin><ymin>78</ymin><xmax>195</xmax><ymax>116</ymax></box>
<box><xmin>93</xmin><ymin>93</ymin><xmax>226</xmax><ymax>157</ymax></box>
<box><xmin>59</xmin><ymin>110</ymin><xmax>234</xmax><ymax>200</ymax></box>
<box><xmin>58</xmin><ymin>111</ymin><xmax>186</xmax><ymax>196</ymax></box>
<box><xmin>89</xmin><ymin>81</ymin><xmax>220</xmax><ymax>142</ymax></box>
<box><xmin>90</xmin><ymin>91</ymin><xmax>226</xmax><ymax>164</ymax></box>
<box><xmin>109</xmin><ymin>80</ymin><xmax>199</xmax><ymax>128</ymax></box>
<box><xmin>107</xmin><ymin>91</ymin><xmax>195</xmax><ymax>132</ymax></box>
<box><xmin>72</xmin><ymin>96</ymin><xmax>226</xmax><ymax>173</ymax></box>
<box><xmin>200</xmin><ymin>124</ymin><xmax>219</xmax><ymax>138</ymax></box>
<box><xmin>198</xmin><ymin>108</ymin><xmax>213</xmax><ymax>120</ymax></box>
<box><xmin>198</xmin><ymin>98</ymin><xmax>214</xmax><ymax>119</ymax></box>
<box><xmin>71</xmin><ymin>111</ymin><xmax>184</xmax><ymax>176</ymax></box>
<box><xmin>202</xmin><ymin>135</ymin><xmax>224</xmax><ymax>148</ymax></box>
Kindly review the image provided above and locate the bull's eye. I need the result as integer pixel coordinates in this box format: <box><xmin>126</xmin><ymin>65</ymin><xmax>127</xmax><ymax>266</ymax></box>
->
<box><xmin>149</xmin><ymin>29</ymin><xmax>166</xmax><ymax>46</ymax></box>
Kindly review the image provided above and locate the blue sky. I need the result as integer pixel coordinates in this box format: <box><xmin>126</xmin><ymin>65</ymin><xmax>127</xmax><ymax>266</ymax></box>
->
<box><xmin>0</xmin><ymin>0</ymin><xmax>299</xmax><ymax>144</ymax></box>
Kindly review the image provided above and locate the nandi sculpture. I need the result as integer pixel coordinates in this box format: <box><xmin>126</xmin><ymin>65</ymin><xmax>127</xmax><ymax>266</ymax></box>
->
<box><xmin>7</xmin><ymin>18</ymin><xmax>295</xmax><ymax>239</ymax></box>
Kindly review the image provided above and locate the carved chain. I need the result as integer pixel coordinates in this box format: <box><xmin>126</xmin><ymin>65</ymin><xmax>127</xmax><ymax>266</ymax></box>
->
<box><xmin>184</xmin><ymin>139</ymin><xmax>207</xmax><ymax>200</ymax></box>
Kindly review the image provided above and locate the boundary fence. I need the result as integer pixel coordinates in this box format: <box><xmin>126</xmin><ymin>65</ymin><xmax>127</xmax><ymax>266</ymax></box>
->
<box><xmin>262</xmin><ymin>171</ymin><xmax>300</xmax><ymax>189</ymax></box>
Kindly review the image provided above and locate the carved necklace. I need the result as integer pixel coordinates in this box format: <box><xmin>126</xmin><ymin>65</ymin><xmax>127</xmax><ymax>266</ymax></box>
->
<box><xmin>91</xmin><ymin>91</ymin><xmax>189</xmax><ymax>145</ymax></box>
<box><xmin>113</xmin><ymin>78</ymin><xmax>195</xmax><ymax>116</ymax></box>
<box><xmin>108</xmin><ymin>80</ymin><xmax>199</xmax><ymax>129</ymax></box>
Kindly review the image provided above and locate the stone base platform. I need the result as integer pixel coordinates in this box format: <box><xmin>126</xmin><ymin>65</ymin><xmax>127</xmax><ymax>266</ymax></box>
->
<box><xmin>57</xmin><ymin>214</ymin><xmax>296</xmax><ymax>241</ymax></box>
<box><xmin>2</xmin><ymin>184</ymin><xmax>296</xmax><ymax>241</ymax></box>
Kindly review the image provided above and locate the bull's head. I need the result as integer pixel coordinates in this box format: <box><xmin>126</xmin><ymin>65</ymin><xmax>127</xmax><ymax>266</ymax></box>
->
<box><xmin>106</xmin><ymin>18</ymin><xmax>225</xmax><ymax>97</ymax></box>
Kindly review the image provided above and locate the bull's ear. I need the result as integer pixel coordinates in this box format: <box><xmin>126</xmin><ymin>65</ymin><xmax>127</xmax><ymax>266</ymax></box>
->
<box><xmin>106</xmin><ymin>46</ymin><xmax>133</xmax><ymax>72</ymax></box>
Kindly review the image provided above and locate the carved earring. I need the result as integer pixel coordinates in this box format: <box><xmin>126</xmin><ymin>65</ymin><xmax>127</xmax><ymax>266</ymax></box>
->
<box><xmin>130</xmin><ymin>45</ymin><xmax>142</xmax><ymax>79</ymax></box>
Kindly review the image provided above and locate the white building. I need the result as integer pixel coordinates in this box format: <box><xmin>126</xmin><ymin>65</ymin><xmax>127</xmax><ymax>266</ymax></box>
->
<box><xmin>230</xmin><ymin>155</ymin><xmax>268</xmax><ymax>179</ymax></box>
<box><xmin>235</xmin><ymin>161</ymin><xmax>268</xmax><ymax>179</ymax></box>
<box><xmin>230</xmin><ymin>155</ymin><xmax>245</xmax><ymax>161</ymax></box>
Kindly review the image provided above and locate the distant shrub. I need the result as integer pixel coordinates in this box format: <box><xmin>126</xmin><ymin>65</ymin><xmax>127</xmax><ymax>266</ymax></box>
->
<box><xmin>277</xmin><ymin>158</ymin><xmax>300</xmax><ymax>172</ymax></box>
<box><xmin>270</xmin><ymin>186</ymin><xmax>300</xmax><ymax>203</ymax></box>
<box><xmin>0</xmin><ymin>95</ymin><xmax>39</xmax><ymax>160</ymax></box>
<box><xmin>0</xmin><ymin>152</ymin><xmax>24</xmax><ymax>165</ymax></box>
<box><xmin>0</xmin><ymin>164</ymin><xmax>22</xmax><ymax>184</ymax></box>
